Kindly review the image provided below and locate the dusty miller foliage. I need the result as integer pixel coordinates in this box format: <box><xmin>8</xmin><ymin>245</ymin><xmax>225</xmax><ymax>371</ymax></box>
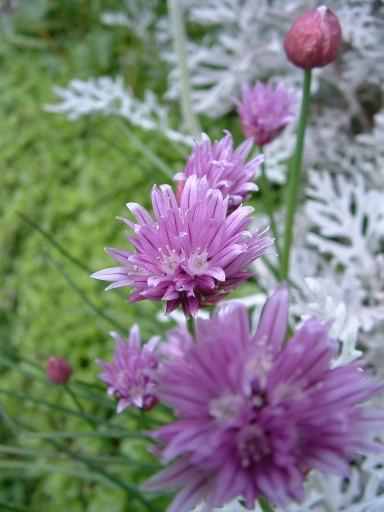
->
<box><xmin>45</xmin><ymin>76</ymin><xmax>194</xmax><ymax>146</ymax></box>
<box><xmin>46</xmin><ymin>1</ymin><xmax>384</xmax><ymax>510</ymax></box>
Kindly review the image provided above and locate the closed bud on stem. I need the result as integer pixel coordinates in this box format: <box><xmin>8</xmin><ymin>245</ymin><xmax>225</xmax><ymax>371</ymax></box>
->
<box><xmin>47</xmin><ymin>356</ymin><xmax>73</xmax><ymax>385</ymax></box>
<box><xmin>284</xmin><ymin>6</ymin><xmax>342</xmax><ymax>69</ymax></box>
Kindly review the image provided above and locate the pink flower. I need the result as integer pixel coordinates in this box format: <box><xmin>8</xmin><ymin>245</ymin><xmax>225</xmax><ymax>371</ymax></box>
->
<box><xmin>144</xmin><ymin>288</ymin><xmax>384</xmax><ymax>511</ymax></box>
<box><xmin>237</xmin><ymin>82</ymin><xmax>296</xmax><ymax>146</ymax></box>
<box><xmin>46</xmin><ymin>357</ymin><xmax>72</xmax><ymax>385</ymax></box>
<box><xmin>175</xmin><ymin>132</ymin><xmax>263</xmax><ymax>208</ymax></box>
<box><xmin>98</xmin><ymin>326</ymin><xmax>159</xmax><ymax>413</ymax></box>
<box><xmin>284</xmin><ymin>6</ymin><xmax>342</xmax><ymax>69</ymax></box>
<box><xmin>92</xmin><ymin>176</ymin><xmax>271</xmax><ymax>316</ymax></box>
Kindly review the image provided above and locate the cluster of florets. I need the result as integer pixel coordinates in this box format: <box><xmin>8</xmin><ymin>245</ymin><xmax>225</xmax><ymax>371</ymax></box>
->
<box><xmin>175</xmin><ymin>132</ymin><xmax>263</xmax><ymax>207</ymax></box>
<box><xmin>145</xmin><ymin>290</ymin><xmax>383</xmax><ymax>511</ymax></box>
<box><xmin>97</xmin><ymin>327</ymin><xmax>159</xmax><ymax>413</ymax></box>
<box><xmin>236</xmin><ymin>82</ymin><xmax>296</xmax><ymax>147</ymax></box>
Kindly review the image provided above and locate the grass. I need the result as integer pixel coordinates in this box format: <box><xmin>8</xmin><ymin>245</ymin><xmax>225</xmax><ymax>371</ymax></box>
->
<box><xmin>0</xmin><ymin>2</ymin><xmax>178</xmax><ymax>510</ymax></box>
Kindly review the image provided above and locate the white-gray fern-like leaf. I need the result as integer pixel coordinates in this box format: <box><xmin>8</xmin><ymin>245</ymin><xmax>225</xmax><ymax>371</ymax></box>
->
<box><xmin>306</xmin><ymin>172</ymin><xmax>384</xmax><ymax>270</ymax></box>
<box><xmin>45</xmin><ymin>76</ymin><xmax>193</xmax><ymax>146</ymax></box>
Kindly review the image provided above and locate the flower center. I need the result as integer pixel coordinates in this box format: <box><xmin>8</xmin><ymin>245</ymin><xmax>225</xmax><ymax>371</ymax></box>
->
<box><xmin>187</xmin><ymin>249</ymin><xmax>209</xmax><ymax>276</ymax></box>
<box><xmin>243</xmin><ymin>347</ymin><xmax>274</xmax><ymax>394</ymax></box>
<box><xmin>210</xmin><ymin>159</ymin><xmax>234</xmax><ymax>191</ymax></box>
<box><xmin>159</xmin><ymin>248</ymin><xmax>182</xmax><ymax>275</ymax></box>
<box><xmin>209</xmin><ymin>393</ymin><xmax>243</xmax><ymax>425</ymax></box>
<box><xmin>237</xmin><ymin>425</ymin><xmax>271</xmax><ymax>468</ymax></box>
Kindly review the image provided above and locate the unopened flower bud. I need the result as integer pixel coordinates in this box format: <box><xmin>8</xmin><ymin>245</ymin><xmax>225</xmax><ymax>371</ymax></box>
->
<box><xmin>47</xmin><ymin>357</ymin><xmax>72</xmax><ymax>385</ymax></box>
<box><xmin>284</xmin><ymin>6</ymin><xmax>342</xmax><ymax>69</ymax></box>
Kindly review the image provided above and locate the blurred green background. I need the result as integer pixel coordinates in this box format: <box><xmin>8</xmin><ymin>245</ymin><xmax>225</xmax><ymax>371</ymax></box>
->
<box><xmin>0</xmin><ymin>1</ymin><xmax>182</xmax><ymax>510</ymax></box>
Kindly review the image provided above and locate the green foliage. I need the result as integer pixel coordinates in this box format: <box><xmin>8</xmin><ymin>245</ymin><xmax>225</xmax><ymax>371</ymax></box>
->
<box><xmin>0</xmin><ymin>2</ymin><xmax>179</xmax><ymax>510</ymax></box>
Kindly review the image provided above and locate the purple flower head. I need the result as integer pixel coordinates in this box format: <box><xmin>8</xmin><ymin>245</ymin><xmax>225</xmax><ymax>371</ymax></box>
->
<box><xmin>159</xmin><ymin>326</ymin><xmax>194</xmax><ymax>361</ymax></box>
<box><xmin>237</xmin><ymin>82</ymin><xmax>296</xmax><ymax>146</ymax></box>
<box><xmin>98</xmin><ymin>325</ymin><xmax>159</xmax><ymax>413</ymax></box>
<box><xmin>46</xmin><ymin>357</ymin><xmax>72</xmax><ymax>385</ymax></box>
<box><xmin>176</xmin><ymin>132</ymin><xmax>263</xmax><ymax>208</ymax></box>
<box><xmin>92</xmin><ymin>176</ymin><xmax>272</xmax><ymax>316</ymax></box>
<box><xmin>144</xmin><ymin>288</ymin><xmax>384</xmax><ymax>511</ymax></box>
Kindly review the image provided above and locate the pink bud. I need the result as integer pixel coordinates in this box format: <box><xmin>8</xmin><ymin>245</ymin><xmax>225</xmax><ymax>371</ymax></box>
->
<box><xmin>284</xmin><ymin>6</ymin><xmax>342</xmax><ymax>69</ymax></box>
<box><xmin>47</xmin><ymin>357</ymin><xmax>72</xmax><ymax>385</ymax></box>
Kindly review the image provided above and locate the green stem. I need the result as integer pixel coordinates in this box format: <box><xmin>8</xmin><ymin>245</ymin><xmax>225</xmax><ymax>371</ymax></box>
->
<box><xmin>0</xmin><ymin>501</ymin><xmax>29</xmax><ymax>512</ymax></box>
<box><xmin>259</xmin><ymin>496</ymin><xmax>275</xmax><ymax>512</ymax></box>
<box><xmin>258</xmin><ymin>148</ymin><xmax>281</xmax><ymax>272</ymax></box>
<box><xmin>2</xmin><ymin>407</ymin><xmax>155</xmax><ymax>511</ymax></box>
<box><xmin>0</xmin><ymin>388</ymin><xmax>101</xmax><ymax>424</ymax></box>
<box><xmin>281</xmin><ymin>69</ymin><xmax>312</xmax><ymax>280</ymax></box>
<box><xmin>64</xmin><ymin>385</ymin><xmax>96</xmax><ymax>429</ymax></box>
<box><xmin>168</xmin><ymin>0</ymin><xmax>201</xmax><ymax>136</ymax></box>
<box><xmin>187</xmin><ymin>315</ymin><xmax>195</xmax><ymax>337</ymax></box>
<box><xmin>44</xmin><ymin>251</ymin><xmax>127</xmax><ymax>332</ymax></box>
<box><xmin>18</xmin><ymin>212</ymin><xmax>89</xmax><ymax>273</ymax></box>
<box><xmin>262</xmin><ymin>255</ymin><xmax>281</xmax><ymax>282</ymax></box>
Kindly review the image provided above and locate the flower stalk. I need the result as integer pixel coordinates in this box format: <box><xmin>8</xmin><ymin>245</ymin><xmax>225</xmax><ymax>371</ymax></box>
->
<box><xmin>258</xmin><ymin>147</ymin><xmax>281</xmax><ymax>269</ymax></box>
<box><xmin>168</xmin><ymin>0</ymin><xmax>201</xmax><ymax>136</ymax></box>
<box><xmin>259</xmin><ymin>496</ymin><xmax>275</xmax><ymax>512</ymax></box>
<box><xmin>187</xmin><ymin>315</ymin><xmax>195</xmax><ymax>336</ymax></box>
<box><xmin>281</xmin><ymin>69</ymin><xmax>312</xmax><ymax>279</ymax></box>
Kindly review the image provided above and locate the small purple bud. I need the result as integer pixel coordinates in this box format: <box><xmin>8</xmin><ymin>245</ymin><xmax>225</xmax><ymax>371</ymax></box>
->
<box><xmin>47</xmin><ymin>357</ymin><xmax>73</xmax><ymax>385</ymax></box>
